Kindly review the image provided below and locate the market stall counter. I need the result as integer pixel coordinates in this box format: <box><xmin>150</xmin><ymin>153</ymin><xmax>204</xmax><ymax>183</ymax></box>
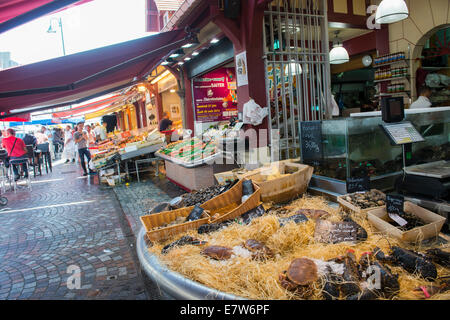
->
<box><xmin>155</xmin><ymin>126</ymin><xmax>241</xmax><ymax>191</ymax></box>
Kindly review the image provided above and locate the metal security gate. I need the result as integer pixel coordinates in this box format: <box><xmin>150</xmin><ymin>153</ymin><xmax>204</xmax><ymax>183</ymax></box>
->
<box><xmin>263</xmin><ymin>0</ymin><xmax>331</xmax><ymax>160</ymax></box>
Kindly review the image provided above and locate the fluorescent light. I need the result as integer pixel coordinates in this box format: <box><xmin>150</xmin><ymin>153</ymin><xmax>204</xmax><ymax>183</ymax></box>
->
<box><xmin>192</xmin><ymin>51</ymin><xmax>199</xmax><ymax>56</ymax></box>
<box><xmin>150</xmin><ymin>70</ymin><xmax>171</xmax><ymax>84</ymax></box>
<box><xmin>161</xmin><ymin>61</ymin><xmax>170</xmax><ymax>65</ymax></box>
<box><xmin>169</xmin><ymin>49</ymin><xmax>184</xmax><ymax>58</ymax></box>
<box><xmin>210</xmin><ymin>38</ymin><xmax>219</xmax><ymax>44</ymax></box>
<box><xmin>375</xmin><ymin>0</ymin><xmax>409</xmax><ymax>24</ymax></box>
<box><xmin>170</xmin><ymin>89</ymin><xmax>176</xmax><ymax>93</ymax></box>
<box><xmin>184</xmin><ymin>57</ymin><xmax>191</xmax><ymax>61</ymax></box>
<box><xmin>182</xmin><ymin>43</ymin><xmax>195</xmax><ymax>48</ymax></box>
<box><xmin>178</xmin><ymin>62</ymin><xmax>184</xmax><ymax>66</ymax></box>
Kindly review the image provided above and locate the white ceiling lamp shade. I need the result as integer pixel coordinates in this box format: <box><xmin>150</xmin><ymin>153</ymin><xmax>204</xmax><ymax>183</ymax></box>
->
<box><xmin>285</xmin><ymin>61</ymin><xmax>302</xmax><ymax>76</ymax></box>
<box><xmin>375</xmin><ymin>0</ymin><xmax>409</xmax><ymax>24</ymax></box>
<box><xmin>329</xmin><ymin>31</ymin><xmax>349</xmax><ymax>65</ymax></box>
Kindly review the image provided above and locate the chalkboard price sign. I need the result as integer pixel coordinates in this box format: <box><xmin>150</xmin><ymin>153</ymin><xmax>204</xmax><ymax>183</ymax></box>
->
<box><xmin>386</xmin><ymin>194</ymin><xmax>407</xmax><ymax>226</ymax></box>
<box><xmin>346</xmin><ymin>176</ymin><xmax>370</xmax><ymax>193</ymax></box>
<box><xmin>299</xmin><ymin>121</ymin><xmax>323</xmax><ymax>161</ymax></box>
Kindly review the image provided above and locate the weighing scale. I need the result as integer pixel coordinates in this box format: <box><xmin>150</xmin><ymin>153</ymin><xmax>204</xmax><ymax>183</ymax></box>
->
<box><xmin>380</xmin><ymin>98</ymin><xmax>449</xmax><ymax>231</ymax></box>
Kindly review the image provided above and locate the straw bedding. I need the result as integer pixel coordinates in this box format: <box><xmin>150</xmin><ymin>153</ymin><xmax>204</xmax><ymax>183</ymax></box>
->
<box><xmin>147</xmin><ymin>195</ymin><xmax>450</xmax><ymax>300</ymax></box>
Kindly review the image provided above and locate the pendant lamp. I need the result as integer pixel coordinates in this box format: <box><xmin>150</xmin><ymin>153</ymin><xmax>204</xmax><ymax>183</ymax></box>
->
<box><xmin>329</xmin><ymin>31</ymin><xmax>349</xmax><ymax>65</ymax></box>
<box><xmin>375</xmin><ymin>0</ymin><xmax>409</xmax><ymax>24</ymax></box>
<box><xmin>285</xmin><ymin>61</ymin><xmax>302</xmax><ymax>76</ymax></box>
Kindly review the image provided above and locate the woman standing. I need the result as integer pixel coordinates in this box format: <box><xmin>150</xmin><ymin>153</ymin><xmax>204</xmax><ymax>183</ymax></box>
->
<box><xmin>63</xmin><ymin>125</ymin><xmax>76</xmax><ymax>163</ymax></box>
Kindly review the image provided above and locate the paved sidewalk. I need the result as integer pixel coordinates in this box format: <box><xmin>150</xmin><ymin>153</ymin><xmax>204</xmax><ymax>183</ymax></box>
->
<box><xmin>0</xmin><ymin>160</ymin><xmax>149</xmax><ymax>300</ymax></box>
<box><xmin>113</xmin><ymin>171</ymin><xmax>184</xmax><ymax>236</ymax></box>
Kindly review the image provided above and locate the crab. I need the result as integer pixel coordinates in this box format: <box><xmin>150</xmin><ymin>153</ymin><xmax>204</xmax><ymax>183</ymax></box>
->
<box><xmin>242</xmin><ymin>239</ymin><xmax>274</xmax><ymax>260</ymax></box>
<box><xmin>279</xmin><ymin>258</ymin><xmax>318</xmax><ymax>297</ymax></box>
<box><xmin>201</xmin><ymin>246</ymin><xmax>233</xmax><ymax>260</ymax></box>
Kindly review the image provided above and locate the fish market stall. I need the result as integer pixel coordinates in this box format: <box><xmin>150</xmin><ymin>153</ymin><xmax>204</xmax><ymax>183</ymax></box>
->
<box><xmin>137</xmin><ymin>191</ymin><xmax>450</xmax><ymax>300</ymax></box>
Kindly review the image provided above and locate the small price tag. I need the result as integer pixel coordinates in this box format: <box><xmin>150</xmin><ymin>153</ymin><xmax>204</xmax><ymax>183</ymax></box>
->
<box><xmin>346</xmin><ymin>176</ymin><xmax>370</xmax><ymax>193</ymax></box>
<box><xmin>386</xmin><ymin>194</ymin><xmax>407</xmax><ymax>226</ymax></box>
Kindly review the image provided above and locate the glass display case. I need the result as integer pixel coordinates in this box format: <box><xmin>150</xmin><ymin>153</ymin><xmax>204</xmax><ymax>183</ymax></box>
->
<box><xmin>305</xmin><ymin>108</ymin><xmax>450</xmax><ymax>193</ymax></box>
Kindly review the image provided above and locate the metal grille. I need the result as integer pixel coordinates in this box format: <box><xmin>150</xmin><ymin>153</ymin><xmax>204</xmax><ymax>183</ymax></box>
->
<box><xmin>263</xmin><ymin>0</ymin><xmax>331</xmax><ymax>160</ymax></box>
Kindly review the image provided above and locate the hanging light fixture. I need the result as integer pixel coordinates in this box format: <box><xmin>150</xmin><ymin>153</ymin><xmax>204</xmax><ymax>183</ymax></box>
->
<box><xmin>285</xmin><ymin>61</ymin><xmax>302</xmax><ymax>76</ymax></box>
<box><xmin>329</xmin><ymin>31</ymin><xmax>349</xmax><ymax>65</ymax></box>
<box><xmin>375</xmin><ymin>0</ymin><xmax>409</xmax><ymax>24</ymax></box>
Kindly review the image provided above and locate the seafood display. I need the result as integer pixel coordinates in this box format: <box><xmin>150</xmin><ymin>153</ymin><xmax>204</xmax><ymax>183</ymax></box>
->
<box><xmin>157</xmin><ymin>137</ymin><xmax>218</xmax><ymax>164</ymax></box>
<box><xmin>144</xmin><ymin>195</ymin><xmax>449</xmax><ymax>300</ymax></box>
<box><xmin>178</xmin><ymin>180</ymin><xmax>238</xmax><ymax>208</ymax></box>
<box><xmin>342</xmin><ymin>190</ymin><xmax>386</xmax><ymax>210</ymax></box>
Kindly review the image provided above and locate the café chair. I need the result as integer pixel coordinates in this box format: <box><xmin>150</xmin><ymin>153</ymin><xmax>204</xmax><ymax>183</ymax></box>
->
<box><xmin>26</xmin><ymin>145</ymin><xmax>41</xmax><ymax>178</ymax></box>
<box><xmin>8</xmin><ymin>158</ymin><xmax>31</xmax><ymax>192</ymax></box>
<box><xmin>36</xmin><ymin>143</ymin><xmax>52</xmax><ymax>173</ymax></box>
<box><xmin>0</xmin><ymin>149</ymin><xmax>9</xmax><ymax>193</ymax></box>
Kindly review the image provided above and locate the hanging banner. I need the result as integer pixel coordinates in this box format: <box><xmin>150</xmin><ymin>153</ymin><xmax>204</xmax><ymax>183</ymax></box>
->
<box><xmin>193</xmin><ymin>67</ymin><xmax>238</xmax><ymax>123</ymax></box>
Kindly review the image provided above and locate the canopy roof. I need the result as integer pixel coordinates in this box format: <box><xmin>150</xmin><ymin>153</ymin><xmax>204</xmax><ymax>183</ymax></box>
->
<box><xmin>0</xmin><ymin>28</ymin><xmax>190</xmax><ymax>117</ymax></box>
<box><xmin>0</xmin><ymin>0</ymin><xmax>93</xmax><ymax>34</ymax></box>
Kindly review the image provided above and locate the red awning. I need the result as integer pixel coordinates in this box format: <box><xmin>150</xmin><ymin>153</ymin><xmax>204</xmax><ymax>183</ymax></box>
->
<box><xmin>52</xmin><ymin>93</ymin><xmax>133</xmax><ymax>118</ymax></box>
<box><xmin>0</xmin><ymin>29</ymin><xmax>189</xmax><ymax>115</ymax></box>
<box><xmin>0</xmin><ymin>0</ymin><xmax>93</xmax><ymax>33</ymax></box>
<box><xmin>0</xmin><ymin>114</ymin><xmax>30</xmax><ymax>122</ymax></box>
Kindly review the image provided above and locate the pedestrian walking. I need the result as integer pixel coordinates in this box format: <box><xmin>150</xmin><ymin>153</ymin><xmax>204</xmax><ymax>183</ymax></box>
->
<box><xmin>73</xmin><ymin>122</ymin><xmax>94</xmax><ymax>176</ymax></box>
<box><xmin>63</xmin><ymin>125</ymin><xmax>76</xmax><ymax>163</ymax></box>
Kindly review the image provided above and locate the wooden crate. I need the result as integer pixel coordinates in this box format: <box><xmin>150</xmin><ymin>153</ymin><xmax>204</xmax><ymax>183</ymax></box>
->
<box><xmin>201</xmin><ymin>179</ymin><xmax>261</xmax><ymax>224</ymax></box>
<box><xmin>140</xmin><ymin>206</ymin><xmax>210</xmax><ymax>242</ymax></box>
<box><xmin>337</xmin><ymin>189</ymin><xmax>386</xmax><ymax>217</ymax></box>
<box><xmin>367</xmin><ymin>201</ymin><xmax>446</xmax><ymax>243</ymax></box>
<box><xmin>241</xmin><ymin>162</ymin><xmax>313</xmax><ymax>204</ymax></box>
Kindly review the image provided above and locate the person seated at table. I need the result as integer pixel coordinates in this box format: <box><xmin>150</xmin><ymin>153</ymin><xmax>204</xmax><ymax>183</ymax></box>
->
<box><xmin>2</xmin><ymin>128</ymin><xmax>28</xmax><ymax>181</ymax></box>
<box><xmin>35</xmin><ymin>127</ymin><xmax>49</xmax><ymax>145</ymax></box>
<box><xmin>23</xmin><ymin>132</ymin><xmax>37</xmax><ymax>147</ymax></box>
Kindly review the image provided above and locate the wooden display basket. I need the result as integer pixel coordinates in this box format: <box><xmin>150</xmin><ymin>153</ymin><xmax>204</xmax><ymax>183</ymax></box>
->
<box><xmin>201</xmin><ymin>179</ymin><xmax>261</xmax><ymax>224</ymax></box>
<box><xmin>241</xmin><ymin>162</ymin><xmax>313</xmax><ymax>203</ymax></box>
<box><xmin>140</xmin><ymin>206</ymin><xmax>210</xmax><ymax>242</ymax></box>
<box><xmin>367</xmin><ymin>201</ymin><xmax>446</xmax><ymax>243</ymax></box>
<box><xmin>337</xmin><ymin>189</ymin><xmax>386</xmax><ymax>216</ymax></box>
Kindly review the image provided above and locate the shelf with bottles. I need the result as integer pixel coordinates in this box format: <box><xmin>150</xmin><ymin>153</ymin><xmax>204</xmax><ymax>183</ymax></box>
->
<box><xmin>374</xmin><ymin>66</ymin><xmax>409</xmax><ymax>81</ymax></box>
<box><xmin>373</xmin><ymin>52</ymin><xmax>407</xmax><ymax>67</ymax></box>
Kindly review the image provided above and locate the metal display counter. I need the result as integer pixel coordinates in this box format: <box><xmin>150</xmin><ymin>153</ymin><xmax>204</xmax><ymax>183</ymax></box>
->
<box><xmin>136</xmin><ymin>227</ymin><xmax>243</xmax><ymax>300</ymax></box>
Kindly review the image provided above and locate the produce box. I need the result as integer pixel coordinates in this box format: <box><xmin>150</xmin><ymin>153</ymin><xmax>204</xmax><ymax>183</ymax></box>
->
<box><xmin>140</xmin><ymin>206</ymin><xmax>210</xmax><ymax>242</ymax></box>
<box><xmin>337</xmin><ymin>189</ymin><xmax>386</xmax><ymax>216</ymax></box>
<box><xmin>241</xmin><ymin>162</ymin><xmax>313</xmax><ymax>203</ymax></box>
<box><xmin>201</xmin><ymin>179</ymin><xmax>261</xmax><ymax>224</ymax></box>
<box><xmin>367</xmin><ymin>201</ymin><xmax>446</xmax><ymax>243</ymax></box>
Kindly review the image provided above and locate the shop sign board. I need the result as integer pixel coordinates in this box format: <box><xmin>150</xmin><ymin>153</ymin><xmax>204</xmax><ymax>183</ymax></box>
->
<box><xmin>299</xmin><ymin>121</ymin><xmax>323</xmax><ymax>161</ymax></box>
<box><xmin>193</xmin><ymin>67</ymin><xmax>238</xmax><ymax>123</ymax></box>
<box><xmin>235</xmin><ymin>51</ymin><xmax>248</xmax><ymax>86</ymax></box>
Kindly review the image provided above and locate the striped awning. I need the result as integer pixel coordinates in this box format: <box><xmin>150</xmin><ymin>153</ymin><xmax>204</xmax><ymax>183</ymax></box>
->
<box><xmin>154</xmin><ymin>0</ymin><xmax>184</xmax><ymax>11</ymax></box>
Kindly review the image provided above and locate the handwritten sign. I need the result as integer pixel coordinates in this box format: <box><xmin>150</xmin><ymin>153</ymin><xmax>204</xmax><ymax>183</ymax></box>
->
<box><xmin>299</xmin><ymin>121</ymin><xmax>323</xmax><ymax>161</ymax></box>
<box><xmin>346</xmin><ymin>175</ymin><xmax>370</xmax><ymax>193</ymax></box>
<box><xmin>386</xmin><ymin>194</ymin><xmax>407</xmax><ymax>226</ymax></box>
<box><xmin>314</xmin><ymin>220</ymin><xmax>359</xmax><ymax>243</ymax></box>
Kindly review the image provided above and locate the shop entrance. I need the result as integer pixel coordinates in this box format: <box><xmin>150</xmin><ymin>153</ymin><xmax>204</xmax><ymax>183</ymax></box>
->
<box><xmin>263</xmin><ymin>0</ymin><xmax>331</xmax><ymax>160</ymax></box>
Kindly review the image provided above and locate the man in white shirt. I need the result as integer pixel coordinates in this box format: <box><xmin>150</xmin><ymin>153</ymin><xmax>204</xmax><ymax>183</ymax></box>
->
<box><xmin>410</xmin><ymin>86</ymin><xmax>432</xmax><ymax>109</ymax></box>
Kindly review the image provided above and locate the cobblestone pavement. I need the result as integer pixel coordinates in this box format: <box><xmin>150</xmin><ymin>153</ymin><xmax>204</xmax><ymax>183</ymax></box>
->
<box><xmin>0</xmin><ymin>160</ymin><xmax>150</xmax><ymax>300</ymax></box>
<box><xmin>113</xmin><ymin>167</ymin><xmax>184</xmax><ymax>236</ymax></box>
